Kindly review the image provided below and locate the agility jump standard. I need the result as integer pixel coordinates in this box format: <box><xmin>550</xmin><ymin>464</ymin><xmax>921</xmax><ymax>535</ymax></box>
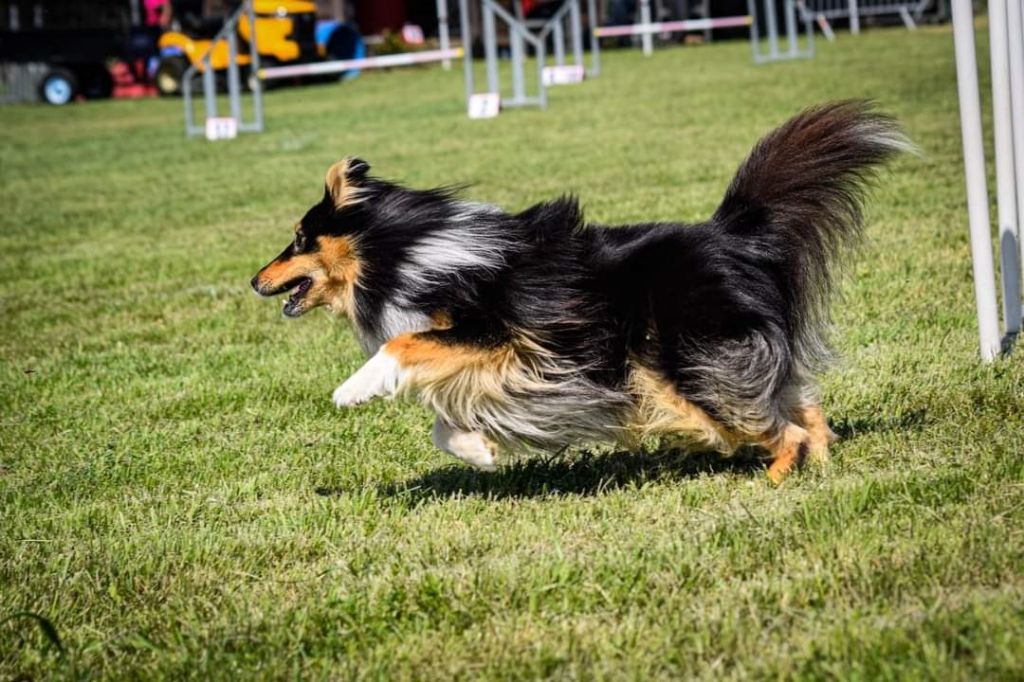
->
<box><xmin>258</xmin><ymin>48</ymin><xmax>464</xmax><ymax>80</ymax></box>
<box><xmin>595</xmin><ymin>0</ymin><xmax>812</xmax><ymax>64</ymax></box>
<box><xmin>594</xmin><ymin>16</ymin><xmax>753</xmax><ymax>38</ymax></box>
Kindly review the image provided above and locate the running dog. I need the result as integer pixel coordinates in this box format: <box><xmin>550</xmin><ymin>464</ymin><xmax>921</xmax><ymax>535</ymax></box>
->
<box><xmin>251</xmin><ymin>101</ymin><xmax>907</xmax><ymax>482</ymax></box>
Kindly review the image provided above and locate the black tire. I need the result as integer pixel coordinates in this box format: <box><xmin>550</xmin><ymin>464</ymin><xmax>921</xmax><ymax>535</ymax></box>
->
<box><xmin>38</xmin><ymin>68</ymin><xmax>78</xmax><ymax>106</ymax></box>
<box><xmin>80</xmin><ymin>64</ymin><xmax>114</xmax><ymax>100</ymax></box>
<box><xmin>155</xmin><ymin>56</ymin><xmax>189</xmax><ymax>96</ymax></box>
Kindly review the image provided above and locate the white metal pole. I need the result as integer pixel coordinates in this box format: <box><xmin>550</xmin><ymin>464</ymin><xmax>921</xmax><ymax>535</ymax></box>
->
<box><xmin>459</xmin><ymin>0</ymin><xmax>474</xmax><ymax>104</ymax></box>
<box><xmin>553</xmin><ymin>15</ymin><xmax>565</xmax><ymax>66</ymax></box>
<box><xmin>1007</xmin><ymin>0</ymin><xmax>1024</xmax><ymax>318</ymax></box>
<box><xmin>848</xmin><ymin>0</ymin><xmax>860</xmax><ymax>34</ymax></box>
<box><xmin>248</xmin><ymin>0</ymin><xmax>263</xmax><ymax>133</ymax></box>
<box><xmin>587</xmin><ymin>0</ymin><xmax>600</xmax><ymax>76</ymax></box>
<box><xmin>989</xmin><ymin>0</ymin><xmax>1021</xmax><ymax>334</ymax></box>
<box><xmin>511</xmin><ymin>20</ymin><xmax>526</xmax><ymax>101</ymax></box>
<box><xmin>483</xmin><ymin>1</ymin><xmax>499</xmax><ymax>94</ymax></box>
<box><xmin>570</xmin><ymin>0</ymin><xmax>584</xmax><ymax>71</ymax></box>
<box><xmin>437</xmin><ymin>0</ymin><xmax>451</xmax><ymax>69</ymax></box>
<box><xmin>951</xmin><ymin>0</ymin><xmax>1002</xmax><ymax>360</ymax></box>
<box><xmin>784</xmin><ymin>0</ymin><xmax>799</xmax><ymax>57</ymax></box>
<box><xmin>640</xmin><ymin>0</ymin><xmax>653</xmax><ymax>55</ymax></box>
<box><xmin>764</xmin><ymin>0</ymin><xmax>780</xmax><ymax>59</ymax></box>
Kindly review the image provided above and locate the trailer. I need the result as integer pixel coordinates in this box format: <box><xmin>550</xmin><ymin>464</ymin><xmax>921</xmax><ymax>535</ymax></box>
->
<box><xmin>0</xmin><ymin>26</ymin><xmax>157</xmax><ymax>105</ymax></box>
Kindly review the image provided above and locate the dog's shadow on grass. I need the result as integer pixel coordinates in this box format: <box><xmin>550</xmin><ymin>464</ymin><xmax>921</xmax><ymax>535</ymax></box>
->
<box><xmin>830</xmin><ymin>409</ymin><xmax>929</xmax><ymax>440</ymax></box>
<box><xmin>372</xmin><ymin>448</ymin><xmax>767</xmax><ymax>502</ymax></box>
<box><xmin>316</xmin><ymin>409</ymin><xmax>929</xmax><ymax>502</ymax></box>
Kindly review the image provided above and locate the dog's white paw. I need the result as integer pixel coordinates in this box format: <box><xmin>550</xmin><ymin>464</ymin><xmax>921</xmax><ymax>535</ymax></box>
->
<box><xmin>332</xmin><ymin>349</ymin><xmax>402</xmax><ymax>408</ymax></box>
<box><xmin>432</xmin><ymin>418</ymin><xmax>498</xmax><ymax>471</ymax></box>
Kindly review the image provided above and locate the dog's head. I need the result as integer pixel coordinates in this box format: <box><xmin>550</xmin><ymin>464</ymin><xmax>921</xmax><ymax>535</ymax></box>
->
<box><xmin>251</xmin><ymin>157</ymin><xmax>370</xmax><ymax>318</ymax></box>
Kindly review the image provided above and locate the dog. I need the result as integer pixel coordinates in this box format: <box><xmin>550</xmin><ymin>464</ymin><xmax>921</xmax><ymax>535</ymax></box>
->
<box><xmin>251</xmin><ymin>101</ymin><xmax>907</xmax><ymax>482</ymax></box>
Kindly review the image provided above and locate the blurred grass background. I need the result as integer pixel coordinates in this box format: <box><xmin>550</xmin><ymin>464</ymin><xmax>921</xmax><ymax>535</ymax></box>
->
<box><xmin>1</xmin><ymin>24</ymin><xmax>1022</xmax><ymax>680</ymax></box>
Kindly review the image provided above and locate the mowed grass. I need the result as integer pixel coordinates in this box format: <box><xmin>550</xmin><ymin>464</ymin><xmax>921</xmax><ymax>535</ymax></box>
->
<box><xmin>2</xmin><ymin>24</ymin><xmax>1023</xmax><ymax>680</ymax></box>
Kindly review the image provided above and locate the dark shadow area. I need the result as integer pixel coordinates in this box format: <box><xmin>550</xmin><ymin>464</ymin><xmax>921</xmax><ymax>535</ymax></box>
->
<box><xmin>1001</xmin><ymin>331</ymin><xmax>1018</xmax><ymax>357</ymax></box>
<box><xmin>314</xmin><ymin>411</ymin><xmax>930</xmax><ymax>503</ymax></box>
<box><xmin>365</xmin><ymin>448</ymin><xmax>768</xmax><ymax>503</ymax></box>
<box><xmin>830</xmin><ymin>409</ymin><xmax>930</xmax><ymax>440</ymax></box>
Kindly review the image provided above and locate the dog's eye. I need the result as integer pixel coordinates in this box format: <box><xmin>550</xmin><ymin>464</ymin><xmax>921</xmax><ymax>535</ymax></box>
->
<box><xmin>294</xmin><ymin>232</ymin><xmax>306</xmax><ymax>251</ymax></box>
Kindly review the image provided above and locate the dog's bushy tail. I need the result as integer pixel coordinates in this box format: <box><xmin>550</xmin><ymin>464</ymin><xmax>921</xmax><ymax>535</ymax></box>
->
<box><xmin>712</xmin><ymin>100</ymin><xmax>910</xmax><ymax>371</ymax></box>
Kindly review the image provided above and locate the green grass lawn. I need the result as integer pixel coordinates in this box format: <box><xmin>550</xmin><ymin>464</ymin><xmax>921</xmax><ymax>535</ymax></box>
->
<box><xmin>2</xmin><ymin>24</ymin><xmax>1023</xmax><ymax>680</ymax></box>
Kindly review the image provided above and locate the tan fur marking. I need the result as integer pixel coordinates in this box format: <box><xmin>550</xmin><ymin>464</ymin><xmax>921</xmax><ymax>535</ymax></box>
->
<box><xmin>315</xmin><ymin>235</ymin><xmax>360</xmax><ymax>317</ymax></box>
<box><xmin>430</xmin><ymin>310</ymin><xmax>453</xmax><ymax>330</ymax></box>
<box><xmin>796</xmin><ymin>404</ymin><xmax>836</xmax><ymax>465</ymax></box>
<box><xmin>628</xmin><ymin>365</ymin><xmax>743</xmax><ymax>453</ymax></box>
<box><xmin>387</xmin><ymin>335</ymin><xmax>499</xmax><ymax>374</ymax></box>
<box><xmin>629</xmin><ymin>365</ymin><xmax>820</xmax><ymax>482</ymax></box>
<box><xmin>382</xmin><ymin>333</ymin><xmax>553</xmax><ymax>448</ymax></box>
<box><xmin>254</xmin><ymin>235</ymin><xmax>361</xmax><ymax>317</ymax></box>
<box><xmin>762</xmin><ymin>423</ymin><xmax>811</xmax><ymax>484</ymax></box>
<box><xmin>256</xmin><ymin>254</ymin><xmax>319</xmax><ymax>288</ymax></box>
<box><xmin>325</xmin><ymin>157</ymin><xmax>364</xmax><ymax>208</ymax></box>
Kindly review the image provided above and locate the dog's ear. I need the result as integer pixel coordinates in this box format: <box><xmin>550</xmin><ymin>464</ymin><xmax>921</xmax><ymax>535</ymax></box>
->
<box><xmin>325</xmin><ymin>157</ymin><xmax>371</xmax><ymax>208</ymax></box>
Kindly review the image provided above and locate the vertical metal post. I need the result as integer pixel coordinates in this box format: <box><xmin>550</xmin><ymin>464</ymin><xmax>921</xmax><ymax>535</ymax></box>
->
<box><xmin>784</xmin><ymin>0</ymin><xmax>798</xmax><ymax>57</ymax></box>
<box><xmin>511</xmin><ymin>20</ymin><xmax>526</xmax><ymax>101</ymax></box>
<box><xmin>848</xmin><ymin>0</ymin><xmax>860</xmax><ymax>34</ymax></box>
<box><xmin>553</xmin><ymin>15</ymin><xmax>565</xmax><ymax>66</ymax></box>
<box><xmin>248</xmin><ymin>0</ymin><xmax>263</xmax><ymax>132</ymax></box>
<box><xmin>459</xmin><ymin>0</ymin><xmax>474</xmax><ymax>103</ymax></box>
<box><xmin>227</xmin><ymin>26</ymin><xmax>243</xmax><ymax>125</ymax></box>
<box><xmin>536</xmin><ymin>38</ymin><xmax>547</xmax><ymax>108</ymax></box>
<box><xmin>587</xmin><ymin>0</ymin><xmax>600</xmax><ymax>76</ymax></box>
<box><xmin>1007</xmin><ymin>0</ymin><xmax>1024</xmax><ymax>296</ymax></box>
<box><xmin>748</xmin><ymin>0</ymin><xmax>761</xmax><ymax>62</ymax></box>
<box><xmin>436</xmin><ymin>0</ymin><xmax>452</xmax><ymax>70</ymax></box>
<box><xmin>570</xmin><ymin>0</ymin><xmax>584</xmax><ymax>71</ymax></box>
<box><xmin>804</xmin><ymin>0</ymin><xmax>815</xmax><ymax>57</ymax></box>
<box><xmin>702</xmin><ymin>0</ymin><xmax>712</xmax><ymax>42</ymax></box>
<box><xmin>639</xmin><ymin>0</ymin><xmax>653</xmax><ymax>56</ymax></box>
<box><xmin>202</xmin><ymin>58</ymin><xmax>217</xmax><ymax>121</ymax></box>
<box><xmin>764</xmin><ymin>0</ymin><xmax>779</xmax><ymax>60</ymax></box>
<box><xmin>951</xmin><ymin>0</ymin><xmax>1001</xmax><ymax>360</ymax></box>
<box><xmin>183</xmin><ymin>71</ymin><xmax>194</xmax><ymax>136</ymax></box>
<box><xmin>483</xmin><ymin>1</ymin><xmax>499</xmax><ymax>94</ymax></box>
<box><xmin>989</xmin><ymin>0</ymin><xmax>1021</xmax><ymax>334</ymax></box>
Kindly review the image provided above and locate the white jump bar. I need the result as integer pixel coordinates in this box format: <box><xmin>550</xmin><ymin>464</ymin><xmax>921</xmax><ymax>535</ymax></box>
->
<box><xmin>595</xmin><ymin>16</ymin><xmax>752</xmax><ymax>38</ymax></box>
<box><xmin>259</xmin><ymin>47</ymin><xmax>465</xmax><ymax>80</ymax></box>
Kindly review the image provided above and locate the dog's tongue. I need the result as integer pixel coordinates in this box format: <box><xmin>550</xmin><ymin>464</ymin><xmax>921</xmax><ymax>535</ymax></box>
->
<box><xmin>290</xmin><ymin>278</ymin><xmax>311</xmax><ymax>300</ymax></box>
<box><xmin>282</xmin><ymin>279</ymin><xmax>311</xmax><ymax>316</ymax></box>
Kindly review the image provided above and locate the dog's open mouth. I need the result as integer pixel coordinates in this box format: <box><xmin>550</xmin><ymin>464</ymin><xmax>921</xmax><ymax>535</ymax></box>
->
<box><xmin>281</xmin><ymin>277</ymin><xmax>312</xmax><ymax>317</ymax></box>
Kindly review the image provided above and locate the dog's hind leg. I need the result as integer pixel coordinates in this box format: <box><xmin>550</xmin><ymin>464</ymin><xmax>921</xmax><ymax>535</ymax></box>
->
<box><xmin>760</xmin><ymin>422</ymin><xmax>811</xmax><ymax>485</ymax></box>
<box><xmin>431</xmin><ymin>418</ymin><xmax>498</xmax><ymax>471</ymax></box>
<box><xmin>795</xmin><ymin>403</ymin><xmax>837</xmax><ymax>466</ymax></box>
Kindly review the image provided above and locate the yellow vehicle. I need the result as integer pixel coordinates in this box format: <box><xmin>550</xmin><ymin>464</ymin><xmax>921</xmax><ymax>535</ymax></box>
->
<box><xmin>155</xmin><ymin>0</ymin><xmax>318</xmax><ymax>95</ymax></box>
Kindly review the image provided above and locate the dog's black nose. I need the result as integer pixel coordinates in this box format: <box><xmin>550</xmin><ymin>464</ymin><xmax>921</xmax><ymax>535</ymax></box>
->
<box><xmin>250</xmin><ymin>275</ymin><xmax>261</xmax><ymax>293</ymax></box>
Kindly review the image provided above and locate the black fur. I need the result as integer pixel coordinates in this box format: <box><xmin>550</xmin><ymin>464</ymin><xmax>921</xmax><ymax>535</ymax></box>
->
<box><xmin>258</xmin><ymin>101</ymin><xmax>907</xmax><ymax>449</ymax></box>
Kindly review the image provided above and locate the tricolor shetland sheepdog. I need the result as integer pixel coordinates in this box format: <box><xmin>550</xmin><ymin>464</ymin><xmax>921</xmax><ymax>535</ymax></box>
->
<box><xmin>252</xmin><ymin>101</ymin><xmax>907</xmax><ymax>482</ymax></box>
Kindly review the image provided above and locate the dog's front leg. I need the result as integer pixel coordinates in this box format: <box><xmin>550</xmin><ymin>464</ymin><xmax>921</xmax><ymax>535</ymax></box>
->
<box><xmin>332</xmin><ymin>347</ymin><xmax>405</xmax><ymax>407</ymax></box>
<box><xmin>431</xmin><ymin>417</ymin><xmax>498</xmax><ymax>471</ymax></box>
<box><xmin>333</xmin><ymin>331</ymin><xmax>512</xmax><ymax>472</ymax></box>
